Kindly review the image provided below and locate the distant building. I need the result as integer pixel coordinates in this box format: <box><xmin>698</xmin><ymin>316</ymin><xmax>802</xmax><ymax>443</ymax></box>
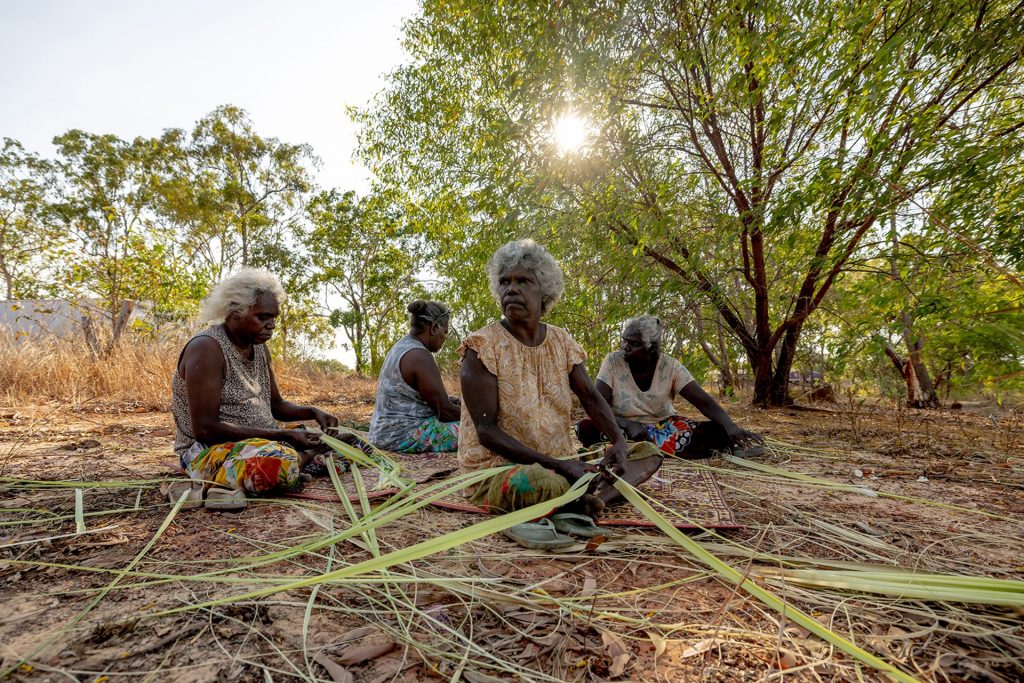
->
<box><xmin>0</xmin><ymin>299</ymin><xmax>146</xmax><ymax>342</ymax></box>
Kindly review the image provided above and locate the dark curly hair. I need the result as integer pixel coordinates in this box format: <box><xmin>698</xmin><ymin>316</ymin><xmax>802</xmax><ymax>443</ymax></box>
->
<box><xmin>407</xmin><ymin>300</ymin><xmax>451</xmax><ymax>333</ymax></box>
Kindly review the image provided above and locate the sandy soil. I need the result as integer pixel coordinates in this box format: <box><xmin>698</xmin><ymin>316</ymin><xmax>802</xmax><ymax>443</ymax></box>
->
<box><xmin>1</xmin><ymin>384</ymin><xmax>1022</xmax><ymax>682</ymax></box>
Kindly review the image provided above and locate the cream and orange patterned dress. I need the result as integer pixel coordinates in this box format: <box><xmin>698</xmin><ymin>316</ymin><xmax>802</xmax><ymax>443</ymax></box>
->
<box><xmin>457</xmin><ymin>321</ymin><xmax>586</xmax><ymax>497</ymax></box>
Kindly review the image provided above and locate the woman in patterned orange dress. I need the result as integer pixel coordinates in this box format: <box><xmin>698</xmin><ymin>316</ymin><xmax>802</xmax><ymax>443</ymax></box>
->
<box><xmin>458</xmin><ymin>240</ymin><xmax>662</xmax><ymax>517</ymax></box>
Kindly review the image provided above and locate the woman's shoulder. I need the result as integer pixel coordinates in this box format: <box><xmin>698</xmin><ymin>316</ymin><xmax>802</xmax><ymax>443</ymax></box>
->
<box><xmin>543</xmin><ymin>323</ymin><xmax>580</xmax><ymax>345</ymax></box>
<box><xmin>658</xmin><ymin>354</ymin><xmax>694</xmax><ymax>380</ymax></box>
<box><xmin>458</xmin><ymin>321</ymin><xmax>503</xmax><ymax>354</ymax></box>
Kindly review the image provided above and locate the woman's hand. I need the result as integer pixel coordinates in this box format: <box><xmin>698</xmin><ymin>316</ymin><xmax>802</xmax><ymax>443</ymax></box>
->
<box><xmin>555</xmin><ymin>458</ymin><xmax>599</xmax><ymax>483</ymax></box>
<box><xmin>725</xmin><ymin>424</ymin><xmax>763</xmax><ymax>449</ymax></box>
<box><xmin>310</xmin><ymin>407</ymin><xmax>339</xmax><ymax>432</ymax></box>
<box><xmin>600</xmin><ymin>440</ymin><xmax>629</xmax><ymax>479</ymax></box>
<box><xmin>619</xmin><ymin>419</ymin><xmax>649</xmax><ymax>442</ymax></box>
<box><xmin>281</xmin><ymin>429</ymin><xmax>324</xmax><ymax>451</ymax></box>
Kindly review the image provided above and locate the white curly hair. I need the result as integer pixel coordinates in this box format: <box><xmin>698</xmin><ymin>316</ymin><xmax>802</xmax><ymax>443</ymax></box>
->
<box><xmin>198</xmin><ymin>268</ymin><xmax>287</xmax><ymax>324</ymax></box>
<box><xmin>622</xmin><ymin>315</ymin><xmax>663</xmax><ymax>348</ymax></box>
<box><xmin>486</xmin><ymin>239</ymin><xmax>565</xmax><ymax>313</ymax></box>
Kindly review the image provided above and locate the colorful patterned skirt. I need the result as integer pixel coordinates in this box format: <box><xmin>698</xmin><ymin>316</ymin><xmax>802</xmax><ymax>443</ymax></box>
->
<box><xmin>644</xmin><ymin>416</ymin><xmax>699</xmax><ymax>456</ymax></box>
<box><xmin>395</xmin><ymin>416</ymin><xmax>460</xmax><ymax>453</ymax></box>
<box><xmin>185</xmin><ymin>438</ymin><xmax>302</xmax><ymax>494</ymax></box>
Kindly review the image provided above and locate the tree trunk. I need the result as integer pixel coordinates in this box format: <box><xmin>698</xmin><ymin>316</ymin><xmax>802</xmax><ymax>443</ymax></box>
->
<box><xmin>81</xmin><ymin>314</ymin><xmax>100</xmax><ymax>360</ymax></box>
<box><xmin>901</xmin><ymin>312</ymin><xmax>938</xmax><ymax>407</ymax></box>
<box><xmin>882</xmin><ymin>338</ymin><xmax>938</xmax><ymax>408</ymax></box>
<box><xmin>106</xmin><ymin>299</ymin><xmax>134</xmax><ymax>354</ymax></box>
<box><xmin>714</xmin><ymin>318</ymin><xmax>736</xmax><ymax>395</ymax></box>
<box><xmin>690</xmin><ymin>306</ymin><xmax>734</xmax><ymax>395</ymax></box>
<box><xmin>0</xmin><ymin>257</ymin><xmax>12</xmax><ymax>300</ymax></box>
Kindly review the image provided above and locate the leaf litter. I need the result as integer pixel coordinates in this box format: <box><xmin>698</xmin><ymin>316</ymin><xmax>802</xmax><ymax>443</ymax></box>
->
<box><xmin>0</xmin><ymin>395</ymin><xmax>1022</xmax><ymax>681</ymax></box>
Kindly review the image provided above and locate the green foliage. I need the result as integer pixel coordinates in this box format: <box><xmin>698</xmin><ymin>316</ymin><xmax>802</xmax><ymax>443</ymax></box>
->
<box><xmin>2</xmin><ymin>107</ymin><xmax>331</xmax><ymax>356</ymax></box>
<box><xmin>0</xmin><ymin>138</ymin><xmax>62</xmax><ymax>299</ymax></box>
<box><xmin>307</xmin><ymin>189</ymin><xmax>426</xmax><ymax>374</ymax></box>
<box><xmin>357</xmin><ymin>0</ymin><xmax>1024</xmax><ymax>404</ymax></box>
<box><xmin>50</xmin><ymin>130</ymin><xmax>198</xmax><ymax>338</ymax></box>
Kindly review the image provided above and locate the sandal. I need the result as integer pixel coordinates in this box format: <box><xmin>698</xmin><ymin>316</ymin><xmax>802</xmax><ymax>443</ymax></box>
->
<box><xmin>167</xmin><ymin>480</ymin><xmax>203</xmax><ymax>510</ymax></box>
<box><xmin>550</xmin><ymin>512</ymin><xmax>611</xmax><ymax>538</ymax></box>
<box><xmin>205</xmin><ymin>488</ymin><xmax>247</xmax><ymax>511</ymax></box>
<box><xmin>501</xmin><ymin>518</ymin><xmax>576</xmax><ymax>550</ymax></box>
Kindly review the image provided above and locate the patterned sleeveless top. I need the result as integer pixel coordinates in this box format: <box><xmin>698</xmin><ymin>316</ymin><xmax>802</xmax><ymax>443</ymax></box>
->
<box><xmin>369</xmin><ymin>335</ymin><xmax>436</xmax><ymax>450</ymax></box>
<box><xmin>171</xmin><ymin>324</ymin><xmax>278</xmax><ymax>460</ymax></box>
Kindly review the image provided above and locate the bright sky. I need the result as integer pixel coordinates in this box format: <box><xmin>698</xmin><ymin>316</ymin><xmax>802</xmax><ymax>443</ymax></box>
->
<box><xmin>0</xmin><ymin>0</ymin><xmax>419</xmax><ymax>365</ymax></box>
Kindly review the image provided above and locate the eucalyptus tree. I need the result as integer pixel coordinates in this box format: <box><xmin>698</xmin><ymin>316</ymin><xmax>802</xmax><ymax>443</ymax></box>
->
<box><xmin>0</xmin><ymin>138</ymin><xmax>59</xmax><ymax>300</ymax></box>
<box><xmin>358</xmin><ymin>0</ymin><xmax>1024</xmax><ymax>406</ymax></box>
<box><xmin>177</xmin><ymin>105</ymin><xmax>316</xmax><ymax>276</ymax></box>
<box><xmin>307</xmin><ymin>189</ymin><xmax>424</xmax><ymax>374</ymax></box>
<box><xmin>50</xmin><ymin>130</ymin><xmax>198</xmax><ymax>350</ymax></box>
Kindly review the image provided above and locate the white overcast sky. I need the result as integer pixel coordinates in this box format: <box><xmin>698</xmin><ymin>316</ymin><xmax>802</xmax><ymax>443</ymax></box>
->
<box><xmin>0</xmin><ymin>0</ymin><xmax>420</xmax><ymax>364</ymax></box>
<box><xmin>0</xmin><ymin>0</ymin><xmax>417</xmax><ymax>190</ymax></box>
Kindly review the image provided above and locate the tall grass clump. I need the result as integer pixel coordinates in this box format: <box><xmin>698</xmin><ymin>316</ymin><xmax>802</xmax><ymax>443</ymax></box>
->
<box><xmin>0</xmin><ymin>333</ymin><xmax>356</xmax><ymax>409</ymax></box>
<box><xmin>0</xmin><ymin>334</ymin><xmax>180</xmax><ymax>408</ymax></box>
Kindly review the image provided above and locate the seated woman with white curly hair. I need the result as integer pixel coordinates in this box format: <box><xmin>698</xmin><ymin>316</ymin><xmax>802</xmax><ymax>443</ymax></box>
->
<box><xmin>168</xmin><ymin>268</ymin><xmax>339</xmax><ymax>510</ymax></box>
<box><xmin>459</xmin><ymin>240</ymin><xmax>664</xmax><ymax>545</ymax></box>
<box><xmin>576</xmin><ymin>315</ymin><xmax>763</xmax><ymax>459</ymax></box>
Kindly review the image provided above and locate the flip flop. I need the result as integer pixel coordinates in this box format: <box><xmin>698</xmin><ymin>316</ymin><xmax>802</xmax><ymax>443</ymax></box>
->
<box><xmin>167</xmin><ymin>480</ymin><xmax>203</xmax><ymax>510</ymax></box>
<box><xmin>550</xmin><ymin>512</ymin><xmax>612</xmax><ymax>538</ymax></box>
<box><xmin>501</xmin><ymin>518</ymin><xmax>576</xmax><ymax>550</ymax></box>
<box><xmin>205</xmin><ymin>488</ymin><xmax>247</xmax><ymax>511</ymax></box>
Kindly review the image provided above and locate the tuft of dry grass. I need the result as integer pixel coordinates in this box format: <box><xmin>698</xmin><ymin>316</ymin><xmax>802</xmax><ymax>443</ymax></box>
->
<box><xmin>0</xmin><ymin>333</ymin><xmax>357</xmax><ymax>410</ymax></box>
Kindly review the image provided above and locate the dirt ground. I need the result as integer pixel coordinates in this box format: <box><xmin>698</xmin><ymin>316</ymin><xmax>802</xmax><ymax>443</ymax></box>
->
<box><xmin>1</xmin><ymin>383</ymin><xmax>1022</xmax><ymax>682</ymax></box>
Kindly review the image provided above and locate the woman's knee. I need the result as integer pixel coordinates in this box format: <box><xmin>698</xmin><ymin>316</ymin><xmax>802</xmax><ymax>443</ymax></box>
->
<box><xmin>575</xmin><ymin>418</ymin><xmax>603</xmax><ymax>446</ymax></box>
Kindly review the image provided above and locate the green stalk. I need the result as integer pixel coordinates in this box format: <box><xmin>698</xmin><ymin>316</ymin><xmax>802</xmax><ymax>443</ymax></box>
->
<box><xmin>1</xmin><ymin>487</ymin><xmax>192</xmax><ymax>677</ymax></box>
<box><xmin>73</xmin><ymin>488</ymin><xmax>85</xmax><ymax>533</ymax></box>
<box><xmin>148</xmin><ymin>473</ymin><xmax>597</xmax><ymax>618</ymax></box>
<box><xmin>612</xmin><ymin>477</ymin><xmax>921</xmax><ymax>683</ymax></box>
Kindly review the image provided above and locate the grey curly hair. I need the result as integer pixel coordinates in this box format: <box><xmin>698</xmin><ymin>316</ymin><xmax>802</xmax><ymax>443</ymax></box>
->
<box><xmin>198</xmin><ymin>268</ymin><xmax>287</xmax><ymax>324</ymax></box>
<box><xmin>486</xmin><ymin>239</ymin><xmax>565</xmax><ymax>313</ymax></box>
<box><xmin>622</xmin><ymin>315</ymin><xmax>663</xmax><ymax>348</ymax></box>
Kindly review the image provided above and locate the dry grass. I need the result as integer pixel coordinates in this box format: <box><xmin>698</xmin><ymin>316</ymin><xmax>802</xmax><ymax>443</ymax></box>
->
<box><xmin>0</xmin><ymin>333</ymin><xmax>359</xmax><ymax>411</ymax></box>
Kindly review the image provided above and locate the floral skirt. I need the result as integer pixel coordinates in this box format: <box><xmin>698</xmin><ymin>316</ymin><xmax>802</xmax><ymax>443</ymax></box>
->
<box><xmin>395</xmin><ymin>416</ymin><xmax>460</xmax><ymax>453</ymax></box>
<box><xmin>644</xmin><ymin>416</ymin><xmax>699</xmax><ymax>456</ymax></box>
<box><xmin>185</xmin><ymin>438</ymin><xmax>302</xmax><ymax>494</ymax></box>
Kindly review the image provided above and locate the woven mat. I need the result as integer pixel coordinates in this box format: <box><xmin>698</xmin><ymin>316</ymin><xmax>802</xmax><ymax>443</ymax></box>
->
<box><xmin>289</xmin><ymin>453</ymin><xmax>738</xmax><ymax>529</ymax></box>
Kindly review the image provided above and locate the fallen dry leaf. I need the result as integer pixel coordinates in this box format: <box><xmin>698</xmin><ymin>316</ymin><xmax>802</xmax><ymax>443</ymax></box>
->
<box><xmin>645</xmin><ymin>629</ymin><xmax>667</xmax><ymax>658</ymax></box>
<box><xmin>336</xmin><ymin>640</ymin><xmax>396</xmax><ymax>666</ymax></box>
<box><xmin>679</xmin><ymin>638</ymin><xmax>717</xmax><ymax>659</ymax></box>
<box><xmin>601</xmin><ymin>629</ymin><xmax>630</xmax><ymax>678</ymax></box>
<box><xmin>773</xmin><ymin>651</ymin><xmax>799</xmax><ymax>670</ymax></box>
<box><xmin>313</xmin><ymin>652</ymin><xmax>354</xmax><ymax>682</ymax></box>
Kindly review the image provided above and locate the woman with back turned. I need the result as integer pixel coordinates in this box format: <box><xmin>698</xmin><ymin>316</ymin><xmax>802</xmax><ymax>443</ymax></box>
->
<box><xmin>369</xmin><ymin>300</ymin><xmax>461</xmax><ymax>453</ymax></box>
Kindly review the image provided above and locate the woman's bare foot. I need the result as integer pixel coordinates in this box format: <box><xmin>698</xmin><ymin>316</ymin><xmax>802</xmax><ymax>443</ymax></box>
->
<box><xmin>580</xmin><ymin>493</ymin><xmax>605</xmax><ymax>519</ymax></box>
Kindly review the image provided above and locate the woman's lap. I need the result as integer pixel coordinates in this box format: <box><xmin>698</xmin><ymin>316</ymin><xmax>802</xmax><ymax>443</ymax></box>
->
<box><xmin>577</xmin><ymin>416</ymin><xmax>723</xmax><ymax>457</ymax></box>
<box><xmin>469</xmin><ymin>441</ymin><xmax>662</xmax><ymax>514</ymax></box>
<box><xmin>469</xmin><ymin>463</ymin><xmax>569</xmax><ymax>514</ymax></box>
<box><xmin>395</xmin><ymin>416</ymin><xmax>460</xmax><ymax>453</ymax></box>
<box><xmin>185</xmin><ymin>438</ymin><xmax>302</xmax><ymax>494</ymax></box>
